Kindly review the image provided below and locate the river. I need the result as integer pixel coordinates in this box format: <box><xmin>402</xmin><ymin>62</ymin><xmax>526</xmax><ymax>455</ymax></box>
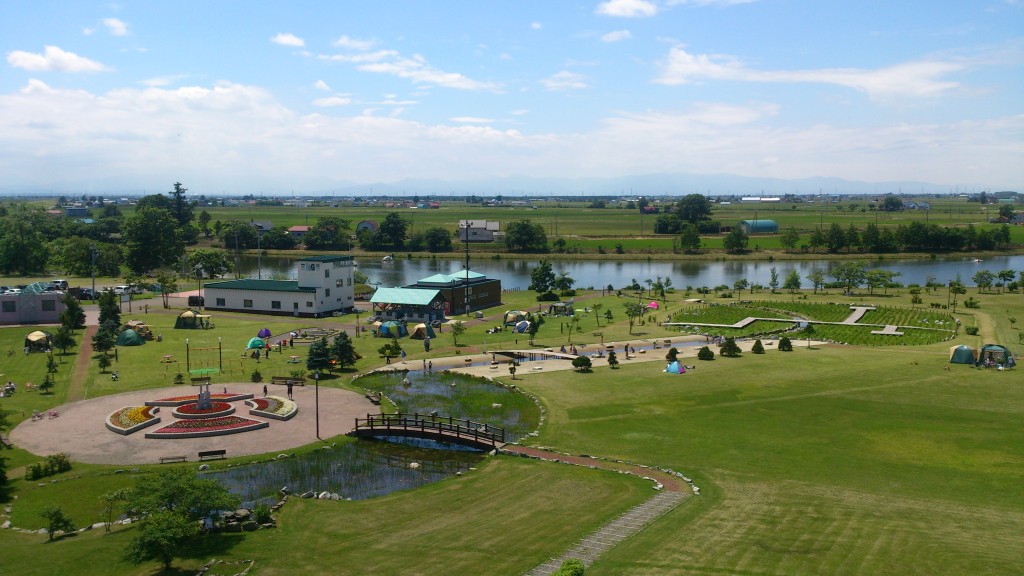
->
<box><xmin>233</xmin><ymin>254</ymin><xmax>1023</xmax><ymax>289</ymax></box>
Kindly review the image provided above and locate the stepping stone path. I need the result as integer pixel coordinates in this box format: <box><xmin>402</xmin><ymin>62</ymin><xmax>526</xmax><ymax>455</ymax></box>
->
<box><xmin>524</xmin><ymin>491</ymin><xmax>687</xmax><ymax>575</ymax></box>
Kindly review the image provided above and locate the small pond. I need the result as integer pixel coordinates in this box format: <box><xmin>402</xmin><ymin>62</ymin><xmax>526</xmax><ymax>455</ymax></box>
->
<box><xmin>355</xmin><ymin>370</ymin><xmax>541</xmax><ymax>443</ymax></box>
<box><xmin>208</xmin><ymin>440</ymin><xmax>484</xmax><ymax>508</ymax></box>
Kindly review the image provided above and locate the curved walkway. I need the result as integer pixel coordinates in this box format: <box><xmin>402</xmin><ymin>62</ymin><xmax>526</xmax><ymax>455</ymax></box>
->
<box><xmin>10</xmin><ymin>383</ymin><xmax>375</xmax><ymax>465</ymax></box>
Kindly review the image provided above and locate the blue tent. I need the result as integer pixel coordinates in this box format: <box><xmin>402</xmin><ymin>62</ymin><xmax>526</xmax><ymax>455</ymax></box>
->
<box><xmin>514</xmin><ymin>320</ymin><xmax>530</xmax><ymax>333</ymax></box>
<box><xmin>665</xmin><ymin>361</ymin><xmax>686</xmax><ymax>374</ymax></box>
<box><xmin>246</xmin><ymin>337</ymin><xmax>265</xmax><ymax>349</ymax></box>
<box><xmin>380</xmin><ymin>321</ymin><xmax>408</xmax><ymax>338</ymax></box>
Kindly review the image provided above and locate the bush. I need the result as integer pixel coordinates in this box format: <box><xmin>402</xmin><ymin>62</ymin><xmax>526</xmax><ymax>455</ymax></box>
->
<box><xmin>554</xmin><ymin>558</ymin><xmax>586</xmax><ymax>576</ymax></box>
<box><xmin>250</xmin><ymin>369</ymin><xmax>263</xmax><ymax>383</ymax></box>
<box><xmin>26</xmin><ymin>453</ymin><xmax>72</xmax><ymax>481</ymax></box>
<box><xmin>572</xmin><ymin>356</ymin><xmax>592</xmax><ymax>372</ymax></box>
<box><xmin>778</xmin><ymin>336</ymin><xmax>793</xmax><ymax>351</ymax></box>
<box><xmin>751</xmin><ymin>339</ymin><xmax>765</xmax><ymax>354</ymax></box>
<box><xmin>697</xmin><ymin>346</ymin><xmax>715</xmax><ymax>361</ymax></box>
<box><xmin>964</xmin><ymin>297</ymin><xmax>980</xmax><ymax>309</ymax></box>
<box><xmin>665</xmin><ymin>347</ymin><xmax>679</xmax><ymax>362</ymax></box>
<box><xmin>719</xmin><ymin>337</ymin><xmax>742</xmax><ymax>357</ymax></box>
<box><xmin>253</xmin><ymin>502</ymin><xmax>273</xmax><ymax>524</ymax></box>
<box><xmin>965</xmin><ymin>326</ymin><xmax>979</xmax><ymax>336</ymax></box>
<box><xmin>607</xmin><ymin>351</ymin><xmax>619</xmax><ymax>368</ymax></box>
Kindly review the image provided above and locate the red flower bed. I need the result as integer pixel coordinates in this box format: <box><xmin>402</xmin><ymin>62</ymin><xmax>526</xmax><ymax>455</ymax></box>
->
<box><xmin>149</xmin><ymin>415</ymin><xmax>265</xmax><ymax>434</ymax></box>
<box><xmin>176</xmin><ymin>401</ymin><xmax>231</xmax><ymax>415</ymax></box>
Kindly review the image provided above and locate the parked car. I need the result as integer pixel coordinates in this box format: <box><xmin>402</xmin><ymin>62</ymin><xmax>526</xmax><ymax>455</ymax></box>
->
<box><xmin>188</xmin><ymin>295</ymin><xmax>205</xmax><ymax>307</ymax></box>
<box><xmin>77</xmin><ymin>288</ymin><xmax>95</xmax><ymax>300</ymax></box>
<box><xmin>113</xmin><ymin>285</ymin><xmax>144</xmax><ymax>295</ymax></box>
<box><xmin>50</xmin><ymin>279</ymin><xmax>68</xmax><ymax>290</ymax></box>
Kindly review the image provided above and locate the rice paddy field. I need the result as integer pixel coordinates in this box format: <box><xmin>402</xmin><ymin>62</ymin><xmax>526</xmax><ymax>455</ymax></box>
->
<box><xmin>1</xmin><ymin>281</ymin><xmax>1022</xmax><ymax>575</ymax></box>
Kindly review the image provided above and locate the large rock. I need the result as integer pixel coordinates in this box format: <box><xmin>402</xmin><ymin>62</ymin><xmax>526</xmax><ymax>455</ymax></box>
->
<box><xmin>241</xmin><ymin>521</ymin><xmax>259</xmax><ymax>532</ymax></box>
<box><xmin>0</xmin><ymin>520</ymin><xmax>10</xmax><ymax>529</ymax></box>
<box><xmin>234</xmin><ymin>509</ymin><xmax>250</xmax><ymax>520</ymax></box>
<box><xmin>224</xmin><ymin>522</ymin><xmax>242</xmax><ymax>533</ymax></box>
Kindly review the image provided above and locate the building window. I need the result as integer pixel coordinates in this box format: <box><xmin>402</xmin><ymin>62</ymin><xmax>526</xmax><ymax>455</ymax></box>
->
<box><xmin>244</xmin><ymin>299</ymin><xmax>253</xmax><ymax>308</ymax></box>
<box><xmin>2</xmin><ymin>301</ymin><xmax>14</xmax><ymax>313</ymax></box>
<box><xmin>41</xmin><ymin>300</ymin><xmax>56</xmax><ymax>312</ymax></box>
<box><xmin>293</xmin><ymin>302</ymin><xmax>298</xmax><ymax>310</ymax></box>
<box><xmin>306</xmin><ymin>301</ymin><xmax>313</xmax><ymax>307</ymax></box>
<box><xmin>325</xmin><ymin>289</ymin><xmax>330</xmax><ymax>297</ymax></box>
<box><xmin>271</xmin><ymin>301</ymin><xmax>281</xmax><ymax>310</ymax></box>
<box><xmin>347</xmin><ymin>278</ymin><xmax>352</xmax><ymax>286</ymax></box>
<box><xmin>325</xmin><ymin>269</ymin><xmax>330</xmax><ymax>278</ymax></box>
<box><xmin>216</xmin><ymin>298</ymin><xmax>226</xmax><ymax>306</ymax></box>
<box><xmin>336</xmin><ymin>279</ymin><xmax>343</xmax><ymax>288</ymax></box>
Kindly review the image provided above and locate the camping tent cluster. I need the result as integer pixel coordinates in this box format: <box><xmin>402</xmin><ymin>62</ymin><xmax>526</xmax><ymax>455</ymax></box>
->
<box><xmin>504</xmin><ymin>310</ymin><xmax>528</xmax><ymax>326</ymax></box>
<box><xmin>949</xmin><ymin>344</ymin><xmax>1015</xmax><ymax>367</ymax></box>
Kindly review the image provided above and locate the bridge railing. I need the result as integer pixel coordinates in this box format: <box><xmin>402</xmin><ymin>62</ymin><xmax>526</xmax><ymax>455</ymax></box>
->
<box><xmin>353</xmin><ymin>412</ymin><xmax>505</xmax><ymax>446</ymax></box>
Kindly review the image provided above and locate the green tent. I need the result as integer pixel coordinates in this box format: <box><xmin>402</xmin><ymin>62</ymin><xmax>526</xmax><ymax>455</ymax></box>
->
<box><xmin>115</xmin><ymin>329</ymin><xmax>146</xmax><ymax>347</ymax></box>
<box><xmin>948</xmin><ymin>344</ymin><xmax>975</xmax><ymax>364</ymax></box>
<box><xmin>246</xmin><ymin>337</ymin><xmax>265</xmax><ymax>349</ymax></box>
<box><xmin>978</xmin><ymin>344</ymin><xmax>1013</xmax><ymax>365</ymax></box>
<box><xmin>174</xmin><ymin>310</ymin><xmax>200</xmax><ymax>329</ymax></box>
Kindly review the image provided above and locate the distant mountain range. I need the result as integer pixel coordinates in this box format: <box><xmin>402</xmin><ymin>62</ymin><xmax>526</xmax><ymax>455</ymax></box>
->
<box><xmin>0</xmin><ymin>172</ymin><xmax>988</xmax><ymax>198</ymax></box>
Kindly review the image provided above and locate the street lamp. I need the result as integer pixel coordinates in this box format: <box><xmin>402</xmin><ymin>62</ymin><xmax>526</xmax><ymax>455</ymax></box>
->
<box><xmin>91</xmin><ymin>245</ymin><xmax>97</xmax><ymax>300</ymax></box>
<box><xmin>314</xmin><ymin>369</ymin><xmax>320</xmax><ymax>439</ymax></box>
<box><xmin>194</xmin><ymin>265</ymin><xmax>204</xmax><ymax>311</ymax></box>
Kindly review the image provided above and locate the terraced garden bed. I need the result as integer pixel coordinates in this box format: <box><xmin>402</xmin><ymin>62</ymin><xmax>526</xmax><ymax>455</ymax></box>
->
<box><xmin>145</xmin><ymin>415</ymin><xmax>269</xmax><ymax>439</ymax></box>
<box><xmin>171</xmin><ymin>401</ymin><xmax>235</xmax><ymax>420</ymax></box>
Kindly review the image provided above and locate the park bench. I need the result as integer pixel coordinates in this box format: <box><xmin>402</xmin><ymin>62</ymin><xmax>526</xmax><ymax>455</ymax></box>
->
<box><xmin>159</xmin><ymin>455</ymin><xmax>187</xmax><ymax>464</ymax></box>
<box><xmin>365</xmin><ymin>391</ymin><xmax>382</xmax><ymax>405</ymax></box>
<box><xmin>0</xmin><ymin>434</ymin><xmax>12</xmax><ymax>448</ymax></box>
<box><xmin>271</xmin><ymin>376</ymin><xmax>305</xmax><ymax>387</ymax></box>
<box><xmin>198</xmin><ymin>449</ymin><xmax>226</xmax><ymax>461</ymax></box>
<box><xmin>190</xmin><ymin>376</ymin><xmax>211</xmax><ymax>385</ymax></box>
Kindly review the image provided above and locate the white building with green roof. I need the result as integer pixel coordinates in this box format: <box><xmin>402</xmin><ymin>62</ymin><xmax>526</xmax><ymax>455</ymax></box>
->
<box><xmin>203</xmin><ymin>255</ymin><xmax>354</xmax><ymax>318</ymax></box>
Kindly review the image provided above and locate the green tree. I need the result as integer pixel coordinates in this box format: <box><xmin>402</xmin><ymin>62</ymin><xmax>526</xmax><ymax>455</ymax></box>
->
<box><xmin>53</xmin><ymin>327</ymin><xmax>76</xmax><ymax>356</ymax></box>
<box><xmin>527</xmin><ymin>314</ymin><xmax>544</xmax><ymax>345</ymax></box>
<box><xmin>167</xmin><ymin>182</ymin><xmax>196</xmax><ymax>228</ymax></box>
<box><xmin>529</xmin><ymin>260</ymin><xmax>556</xmax><ymax>299</ymax></box>
<box><xmin>219</xmin><ymin>219</ymin><xmax>259</xmax><ymax>249</ymax></box>
<box><xmin>553</xmin><ymin>272</ymin><xmax>576</xmax><ymax>295</ymax></box>
<box><xmin>60</xmin><ymin>294</ymin><xmax>86</xmax><ymax>331</ymax></box>
<box><xmin>97</xmin><ymin>290</ymin><xmax>121</xmax><ymax>333</ymax></box>
<box><xmin>187</xmin><ymin>249</ymin><xmax>232</xmax><ymax>279</ymax></box>
<box><xmin>675</xmin><ymin>194</ymin><xmax>712</xmax><ymax>224</ymax></box>
<box><xmin>0</xmin><ymin>205</ymin><xmax>50</xmax><ymax>275</ymax></box>
<box><xmin>592</xmin><ymin>303</ymin><xmax>603</xmax><ymax>327</ymax></box>
<box><xmin>697</xmin><ymin>346</ymin><xmax>715</xmax><ymax>360</ymax></box>
<box><xmin>806</xmin><ymin>270</ymin><xmax>825</xmax><ymax>294</ymax></box>
<box><xmin>679</xmin><ymin>224</ymin><xmax>701</xmax><ymax>252</ymax></box>
<box><xmin>412</xmin><ymin>227</ymin><xmax>454</xmax><ymax>252</ymax></box>
<box><xmin>305</xmin><ymin>216</ymin><xmax>353</xmax><ymax>250</ymax></box>
<box><xmin>451</xmin><ymin>321</ymin><xmax>466</xmax><ymax>347</ymax></box>
<box><xmin>720</xmin><ymin>337</ymin><xmax>741</xmax><ymax>357</ymax></box>
<box><xmin>882</xmin><ymin>194</ymin><xmax>903</xmax><ymax>212</ymax></box>
<box><xmin>751</xmin><ymin>339</ymin><xmax>765</xmax><ymax>354</ymax></box>
<box><xmin>331</xmin><ymin>331</ymin><xmax>357</xmax><ymax>370</ymax></box>
<box><xmin>306</xmin><ymin>336</ymin><xmax>334</xmax><ymax>372</ymax></box>
<box><xmin>124</xmin><ymin>509</ymin><xmax>199</xmax><ymax>570</ymax></box>
<box><xmin>571</xmin><ymin>356</ymin><xmax>593</xmax><ymax>372</ymax></box>
<box><xmin>778</xmin><ymin>336</ymin><xmax>793</xmax><ymax>351</ymax></box>
<box><xmin>825</xmin><ymin>222</ymin><xmax>846</xmax><ymax>253</ymax></box>
<box><xmin>723</xmin><ymin>228</ymin><xmax>749</xmax><ymax>253</ymax></box>
<box><xmin>780</xmin><ymin>226</ymin><xmax>800</xmax><ymax>251</ymax></box>
<box><xmin>504</xmin><ymin>219</ymin><xmax>548</xmax><ymax>252</ymax></box>
<box><xmin>606</xmin><ymin>350</ymin><xmax>619</xmax><ymax>368</ymax></box>
<box><xmin>100</xmin><ymin>489</ymin><xmax>128</xmax><ymax>533</ymax></box>
<box><xmin>197</xmin><ymin>210</ymin><xmax>212</xmax><ymax>237</ymax></box>
<box><xmin>121</xmin><ymin>206</ymin><xmax>183</xmax><ymax>273</ymax></box>
<box><xmin>377</xmin><ymin>212</ymin><xmax>409</xmax><ymax>250</ymax></box>
<box><xmin>972</xmin><ymin>269</ymin><xmax>995</xmax><ymax>293</ymax></box>
<box><xmin>624</xmin><ymin>302</ymin><xmax>646</xmax><ymax>334</ymax></box>
<box><xmin>831</xmin><ymin>261</ymin><xmax>868</xmax><ymax>294</ymax></box>
<box><xmin>508</xmin><ymin>360</ymin><xmax>518</xmax><ymax>380</ymax></box>
<box><xmin>768</xmin><ymin>267</ymin><xmax>780</xmax><ymax>292</ymax></box>
<box><xmin>155</xmin><ymin>271</ymin><xmax>179</xmax><ymax>309</ymax></box>
<box><xmin>40</xmin><ymin>506</ymin><xmax>76</xmax><ymax>541</ymax></box>
<box><xmin>783</xmin><ymin>270</ymin><xmax>802</xmax><ymax>292</ymax></box>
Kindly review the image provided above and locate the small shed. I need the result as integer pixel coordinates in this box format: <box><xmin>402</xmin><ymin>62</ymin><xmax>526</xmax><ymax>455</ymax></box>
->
<box><xmin>740</xmin><ymin>219</ymin><xmax>779</xmax><ymax>234</ymax></box>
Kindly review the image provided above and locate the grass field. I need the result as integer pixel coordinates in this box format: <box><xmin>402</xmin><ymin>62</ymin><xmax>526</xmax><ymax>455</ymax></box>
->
<box><xmin>1</xmin><ymin>282</ymin><xmax>1023</xmax><ymax>574</ymax></box>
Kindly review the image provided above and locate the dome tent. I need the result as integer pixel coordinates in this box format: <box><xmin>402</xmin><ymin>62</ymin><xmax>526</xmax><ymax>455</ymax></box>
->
<box><xmin>514</xmin><ymin>320</ymin><xmax>530</xmax><ymax>333</ymax></box>
<box><xmin>978</xmin><ymin>344</ymin><xmax>1013</xmax><ymax>366</ymax></box>
<box><xmin>257</xmin><ymin>328</ymin><xmax>272</xmax><ymax>338</ymax></box>
<box><xmin>24</xmin><ymin>330</ymin><xmax>53</xmax><ymax>351</ymax></box>
<box><xmin>503</xmin><ymin>310</ymin><xmax>528</xmax><ymax>326</ymax></box>
<box><xmin>409</xmin><ymin>323</ymin><xmax>435</xmax><ymax>339</ymax></box>
<box><xmin>175</xmin><ymin>310</ymin><xmax>200</xmax><ymax>329</ymax></box>
<box><xmin>948</xmin><ymin>344</ymin><xmax>975</xmax><ymax>365</ymax></box>
<box><xmin>379</xmin><ymin>321</ymin><xmax>407</xmax><ymax>338</ymax></box>
<box><xmin>665</xmin><ymin>361</ymin><xmax>686</xmax><ymax>374</ymax></box>
<box><xmin>116</xmin><ymin>329</ymin><xmax>146</xmax><ymax>346</ymax></box>
<box><xmin>246</xmin><ymin>337</ymin><xmax>266</xmax><ymax>349</ymax></box>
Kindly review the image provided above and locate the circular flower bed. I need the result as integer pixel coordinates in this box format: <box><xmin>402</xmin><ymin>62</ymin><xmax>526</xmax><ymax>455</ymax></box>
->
<box><xmin>171</xmin><ymin>401</ymin><xmax>235</xmax><ymax>420</ymax></box>
<box><xmin>145</xmin><ymin>415</ymin><xmax>269</xmax><ymax>439</ymax></box>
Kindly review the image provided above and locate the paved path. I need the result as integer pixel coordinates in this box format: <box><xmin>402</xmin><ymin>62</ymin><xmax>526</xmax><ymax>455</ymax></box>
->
<box><xmin>10</xmin><ymin>383</ymin><xmax>375</xmax><ymax>465</ymax></box>
<box><xmin>840</xmin><ymin>305</ymin><xmax>876</xmax><ymax>324</ymax></box>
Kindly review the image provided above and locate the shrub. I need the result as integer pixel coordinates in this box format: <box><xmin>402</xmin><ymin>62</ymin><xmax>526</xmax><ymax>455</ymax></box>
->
<box><xmin>697</xmin><ymin>346</ymin><xmax>715</xmax><ymax>361</ymax></box>
<box><xmin>26</xmin><ymin>453</ymin><xmax>72</xmax><ymax>481</ymax></box>
<box><xmin>751</xmin><ymin>339</ymin><xmax>765</xmax><ymax>354</ymax></box>
<box><xmin>607</xmin><ymin>351</ymin><xmax>619</xmax><ymax>368</ymax></box>
<box><xmin>250</xmin><ymin>369</ymin><xmax>263</xmax><ymax>383</ymax></box>
<box><xmin>572</xmin><ymin>356</ymin><xmax>593</xmax><ymax>372</ymax></box>
<box><xmin>719</xmin><ymin>337</ymin><xmax>742</xmax><ymax>357</ymax></box>
<box><xmin>253</xmin><ymin>502</ymin><xmax>273</xmax><ymax>524</ymax></box>
<box><xmin>665</xmin><ymin>347</ymin><xmax>679</xmax><ymax>362</ymax></box>
<box><xmin>554</xmin><ymin>558</ymin><xmax>586</xmax><ymax>576</ymax></box>
<box><xmin>964</xmin><ymin>297</ymin><xmax>980</xmax><ymax>309</ymax></box>
<box><xmin>40</xmin><ymin>506</ymin><xmax>76</xmax><ymax>541</ymax></box>
<box><xmin>778</xmin><ymin>336</ymin><xmax>793</xmax><ymax>351</ymax></box>
<box><xmin>965</xmin><ymin>326</ymin><xmax>979</xmax><ymax>336</ymax></box>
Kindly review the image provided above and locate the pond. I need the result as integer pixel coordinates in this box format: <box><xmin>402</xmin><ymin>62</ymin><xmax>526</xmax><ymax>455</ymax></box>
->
<box><xmin>208</xmin><ymin>440</ymin><xmax>484</xmax><ymax>508</ymax></box>
<box><xmin>210</xmin><ymin>372</ymin><xmax>538</xmax><ymax>506</ymax></box>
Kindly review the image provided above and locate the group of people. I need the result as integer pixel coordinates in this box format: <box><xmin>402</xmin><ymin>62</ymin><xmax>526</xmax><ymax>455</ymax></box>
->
<box><xmin>0</xmin><ymin>381</ymin><xmax>15</xmax><ymax>398</ymax></box>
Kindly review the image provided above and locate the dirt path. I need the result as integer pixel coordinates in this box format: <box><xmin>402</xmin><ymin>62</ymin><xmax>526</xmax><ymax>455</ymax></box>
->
<box><xmin>66</xmin><ymin>324</ymin><xmax>97</xmax><ymax>402</ymax></box>
<box><xmin>502</xmin><ymin>445</ymin><xmax>689</xmax><ymax>492</ymax></box>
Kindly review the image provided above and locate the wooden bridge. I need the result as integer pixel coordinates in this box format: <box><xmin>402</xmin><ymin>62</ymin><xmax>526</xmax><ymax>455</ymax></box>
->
<box><xmin>351</xmin><ymin>413</ymin><xmax>505</xmax><ymax>450</ymax></box>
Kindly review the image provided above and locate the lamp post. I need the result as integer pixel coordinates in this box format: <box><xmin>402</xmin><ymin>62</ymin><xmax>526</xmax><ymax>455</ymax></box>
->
<box><xmin>91</xmin><ymin>245</ymin><xmax>97</xmax><ymax>300</ymax></box>
<box><xmin>257</xmin><ymin>229</ymin><xmax>263</xmax><ymax>280</ymax></box>
<box><xmin>314</xmin><ymin>369</ymin><xmax>320</xmax><ymax>439</ymax></box>
<box><xmin>194</xmin><ymin>265</ymin><xmax>204</xmax><ymax>311</ymax></box>
<box><xmin>461</xmin><ymin>222</ymin><xmax>470</xmax><ymax>316</ymax></box>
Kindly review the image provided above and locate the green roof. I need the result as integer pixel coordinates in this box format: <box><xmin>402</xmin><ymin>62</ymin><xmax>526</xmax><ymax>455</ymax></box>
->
<box><xmin>204</xmin><ymin>279</ymin><xmax>314</xmax><ymax>293</ymax></box>
<box><xmin>298</xmin><ymin>255</ymin><xmax>353</xmax><ymax>263</ymax></box>
<box><xmin>370</xmin><ymin>287</ymin><xmax>442</xmax><ymax>306</ymax></box>
<box><xmin>417</xmin><ymin>270</ymin><xmax>486</xmax><ymax>284</ymax></box>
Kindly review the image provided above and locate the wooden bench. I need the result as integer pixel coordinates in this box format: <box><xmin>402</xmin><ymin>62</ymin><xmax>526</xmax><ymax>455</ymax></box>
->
<box><xmin>190</xmin><ymin>376</ymin><xmax>211</xmax><ymax>385</ymax></box>
<box><xmin>365</xmin><ymin>391</ymin><xmax>382</xmax><ymax>405</ymax></box>
<box><xmin>271</xmin><ymin>376</ymin><xmax>305</xmax><ymax>387</ymax></box>
<box><xmin>0</xmin><ymin>434</ymin><xmax>13</xmax><ymax>448</ymax></box>
<box><xmin>198</xmin><ymin>449</ymin><xmax>226</xmax><ymax>461</ymax></box>
<box><xmin>159</xmin><ymin>455</ymin><xmax>187</xmax><ymax>464</ymax></box>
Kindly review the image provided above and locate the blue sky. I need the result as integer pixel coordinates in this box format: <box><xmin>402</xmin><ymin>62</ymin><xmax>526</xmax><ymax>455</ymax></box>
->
<box><xmin>1</xmin><ymin>0</ymin><xmax>1022</xmax><ymax>194</ymax></box>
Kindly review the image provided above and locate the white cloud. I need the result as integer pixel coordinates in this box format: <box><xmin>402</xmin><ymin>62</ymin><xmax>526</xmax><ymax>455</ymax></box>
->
<box><xmin>655</xmin><ymin>46</ymin><xmax>963</xmax><ymax>98</ymax></box>
<box><xmin>601</xmin><ymin>30</ymin><xmax>632</xmax><ymax>42</ymax></box>
<box><xmin>82</xmin><ymin>27</ymin><xmax>96</xmax><ymax>36</ymax></box>
<box><xmin>314</xmin><ymin>80</ymin><xmax>331</xmax><ymax>91</ymax></box>
<box><xmin>541</xmin><ymin>71</ymin><xmax>588</xmax><ymax>91</ymax></box>
<box><xmin>595</xmin><ymin>0</ymin><xmax>658</xmax><ymax>18</ymax></box>
<box><xmin>530</xmin><ymin>22</ymin><xmax>542</xmax><ymax>30</ymax></box>
<box><xmin>666</xmin><ymin>0</ymin><xmax>760</xmax><ymax>6</ymax></box>
<box><xmin>450</xmin><ymin>116</ymin><xmax>495</xmax><ymax>124</ymax></box>
<box><xmin>321</xmin><ymin>49</ymin><xmax>498</xmax><ymax>91</ymax></box>
<box><xmin>103</xmin><ymin>18</ymin><xmax>129</xmax><ymax>36</ymax></box>
<box><xmin>332</xmin><ymin>35</ymin><xmax>376</xmax><ymax>51</ymax></box>
<box><xmin>6</xmin><ymin>46</ymin><xmax>108</xmax><ymax>72</ymax></box>
<box><xmin>271</xmin><ymin>33</ymin><xmax>305</xmax><ymax>47</ymax></box>
<box><xmin>0</xmin><ymin>79</ymin><xmax>1020</xmax><ymax>190</ymax></box>
<box><xmin>140</xmin><ymin>74</ymin><xmax>187</xmax><ymax>87</ymax></box>
<box><xmin>313</xmin><ymin>96</ymin><xmax>351</xmax><ymax>107</ymax></box>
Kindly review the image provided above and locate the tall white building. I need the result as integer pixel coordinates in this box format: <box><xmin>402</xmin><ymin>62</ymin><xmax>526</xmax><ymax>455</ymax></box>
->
<box><xmin>203</xmin><ymin>255</ymin><xmax>355</xmax><ymax>318</ymax></box>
